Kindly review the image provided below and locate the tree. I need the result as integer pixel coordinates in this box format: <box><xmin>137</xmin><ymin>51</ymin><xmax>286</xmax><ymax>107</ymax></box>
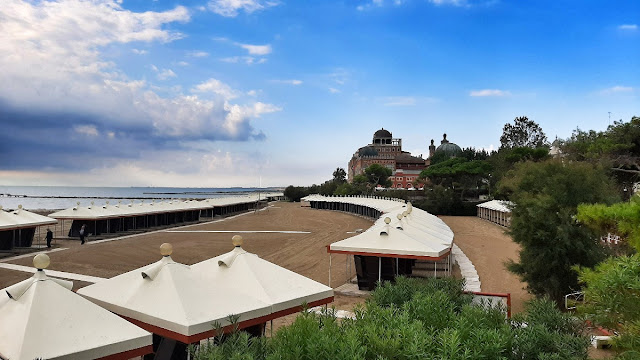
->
<box><xmin>577</xmin><ymin>196</ymin><xmax>640</xmax><ymax>251</ymax></box>
<box><xmin>332</xmin><ymin>167</ymin><xmax>347</xmax><ymax>184</ymax></box>
<box><xmin>283</xmin><ymin>185</ymin><xmax>309</xmax><ymax>202</ymax></box>
<box><xmin>500</xmin><ymin>116</ymin><xmax>548</xmax><ymax>150</ymax></box>
<box><xmin>363</xmin><ymin>164</ymin><xmax>392</xmax><ymax>188</ymax></box>
<box><xmin>499</xmin><ymin>159</ymin><xmax>619</xmax><ymax>306</ymax></box>
<box><xmin>577</xmin><ymin>254</ymin><xmax>640</xmax><ymax>358</ymax></box>
<box><xmin>419</xmin><ymin>157</ymin><xmax>491</xmax><ymax>200</ymax></box>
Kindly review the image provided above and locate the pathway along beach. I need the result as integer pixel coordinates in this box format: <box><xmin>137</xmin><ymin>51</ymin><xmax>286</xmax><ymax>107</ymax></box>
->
<box><xmin>0</xmin><ymin>201</ymin><xmax>530</xmax><ymax>330</ymax></box>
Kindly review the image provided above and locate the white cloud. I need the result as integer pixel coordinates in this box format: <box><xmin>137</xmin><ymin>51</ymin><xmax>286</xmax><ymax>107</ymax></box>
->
<box><xmin>188</xmin><ymin>51</ymin><xmax>210</xmax><ymax>57</ymax></box>
<box><xmin>192</xmin><ymin>78</ymin><xmax>239</xmax><ymax>99</ymax></box>
<box><xmin>469</xmin><ymin>89</ymin><xmax>510</xmax><ymax>97</ymax></box>
<box><xmin>132</xmin><ymin>49</ymin><xmax>148</xmax><ymax>55</ymax></box>
<box><xmin>74</xmin><ymin>125</ymin><xmax>99</xmax><ymax>136</ymax></box>
<box><xmin>239</xmin><ymin>43</ymin><xmax>272</xmax><ymax>55</ymax></box>
<box><xmin>272</xmin><ymin>79</ymin><xmax>303</xmax><ymax>85</ymax></box>
<box><xmin>429</xmin><ymin>0</ymin><xmax>468</xmax><ymax>6</ymax></box>
<box><xmin>177</xmin><ymin>61</ymin><xmax>189</xmax><ymax>66</ymax></box>
<box><xmin>618</xmin><ymin>24</ymin><xmax>638</xmax><ymax>31</ymax></box>
<box><xmin>329</xmin><ymin>88</ymin><xmax>341</xmax><ymax>94</ymax></box>
<box><xmin>208</xmin><ymin>0</ymin><xmax>279</xmax><ymax>17</ymax></box>
<box><xmin>220</xmin><ymin>56</ymin><xmax>267</xmax><ymax>65</ymax></box>
<box><xmin>0</xmin><ymin>0</ymin><xmax>278</xmax><ymax>144</ymax></box>
<box><xmin>600</xmin><ymin>86</ymin><xmax>634</xmax><ymax>95</ymax></box>
<box><xmin>157</xmin><ymin>69</ymin><xmax>177</xmax><ymax>80</ymax></box>
<box><xmin>383</xmin><ymin>96</ymin><xmax>416</xmax><ymax>106</ymax></box>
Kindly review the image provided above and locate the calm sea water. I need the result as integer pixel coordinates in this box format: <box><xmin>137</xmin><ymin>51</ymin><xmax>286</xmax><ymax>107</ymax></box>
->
<box><xmin>0</xmin><ymin>186</ymin><xmax>279</xmax><ymax>211</ymax></box>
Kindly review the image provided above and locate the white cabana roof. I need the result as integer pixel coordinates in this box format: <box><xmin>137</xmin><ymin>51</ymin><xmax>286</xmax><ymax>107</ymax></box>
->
<box><xmin>0</xmin><ymin>206</ymin><xmax>57</xmax><ymax>231</ymax></box>
<box><xmin>304</xmin><ymin>195</ymin><xmax>454</xmax><ymax>259</ymax></box>
<box><xmin>0</xmin><ymin>256</ymin><xmax>151</xmax><ymax>360</ymax></box>
<box><xmin>477</xmin><ymin>200</ymin><xmax>513</xmax><ymax>213</ymax></box>
<box><xmin>77</xmin><ymin>245</ymin><xmax>273</xmax><ymax>344</ymax></box>
<box><xmin>192</xmin><ymin>238</ymin><xmax>334</xmax><ymax>314</ymax></box>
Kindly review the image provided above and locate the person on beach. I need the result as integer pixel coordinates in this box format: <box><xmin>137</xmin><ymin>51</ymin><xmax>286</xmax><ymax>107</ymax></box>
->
<box><xmin>79</xmin><ymin>224</ymin><xmax>86</xmax><ymax>245</ymax></box>
<box><xmin>46</xmin><ymin>228</ymin><xmax>53</xmax><ymax>248</ymax></box>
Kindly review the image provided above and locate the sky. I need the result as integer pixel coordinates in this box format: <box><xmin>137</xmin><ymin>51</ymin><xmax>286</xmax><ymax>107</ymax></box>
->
<box><xmin>0</xmin><ymin>0</ymin><xmax>638</xmax><ymax>188</ymax></box>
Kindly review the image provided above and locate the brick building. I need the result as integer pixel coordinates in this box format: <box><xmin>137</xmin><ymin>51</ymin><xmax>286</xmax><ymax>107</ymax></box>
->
<box><xmin>348</xmin><ymin>129</ymin><xmax>430</xmax><ymax>189</ymax></box>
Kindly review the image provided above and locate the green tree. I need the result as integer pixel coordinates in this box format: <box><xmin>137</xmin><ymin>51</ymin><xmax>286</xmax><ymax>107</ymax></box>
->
<box><xmin>283</xmin><ymin>185</ymin><xmax>309</xmax><ymax>202</ymax></box>
<box><xmin>499</xmin><ymin>160</ymin><xmax>619</xmax><ymax>306</ymax></box>
<box><xmin>577</xmin><ymin>254</ymin><xmax>640</xmax><ymax>358</ymax></box>
<box><xmin>332</xmin><ymin>167</ymin><xmax>347</xmax><ymax>184</ymax></box>
<box><xmin>363</xmin><ymin>164</ymin><xmax>392</xmax><ymax>188</ymax></box>
<box><xmin>420</xmin><ymin>157</ymin><xmax>491</xmax><ymax>200</ymax></box>
<box><xmin>500</xmin><ymin>116</ymin><xmax>548</xmax><ymax>150</ymax></box>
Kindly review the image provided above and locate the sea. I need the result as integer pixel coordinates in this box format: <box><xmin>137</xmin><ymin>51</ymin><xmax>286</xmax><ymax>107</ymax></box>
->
<box><xmin>0</xmin><ymin>186</ymin><xmax>280</xmax><ymax>211</ymax></box>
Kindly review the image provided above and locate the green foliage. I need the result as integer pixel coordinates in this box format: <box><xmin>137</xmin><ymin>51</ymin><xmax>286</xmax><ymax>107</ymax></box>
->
<box><xmin>419</xmin><ymin>157</ymin><xmax>491</xmax><ymax>201</ymax></box>
<box><xmin>500</xmin><ymin>116</ymin><xmax>548</xmax><ymax>149</ymax></box>
<box><xmin>577</xmin><ymin>254</ymin><xmax>640</xmax><ymax>356</ymax></box>
<box><xmin>192</xmin><ymin>331</ymin><xmax>268</xmax><ymax>360</ymax></box>
<box><xmin>332</xmin><ymin>168</ymin><xmax>347</xmax><ymax>184</ymax></box>
<box><xmin>511</xmin><ymin>298</ymin><xmax>590</xmax><ymax>360</ymax></box>
<box><xmin>364</xmin><ymin>164</ymin><xmax>392</xmax><ymax>188</ymax></box>
<box><xmin>193</xmin><ymin>277</ymin><xmax>590</xmax><ymax>360</ymax></box>
<box><xmin>577</xmin><ymin>195</ymin><xmax>640</xmax><ymax>251</ymax></box>
<box><xmin>283</xmin><ymin>186</ymin><xmax>310</xmax><ymax>202</ymax></box>
<box><xmin>500</xmin><ymin>159</ymin><xmax>619</xmax><ymax>306</ymax></box>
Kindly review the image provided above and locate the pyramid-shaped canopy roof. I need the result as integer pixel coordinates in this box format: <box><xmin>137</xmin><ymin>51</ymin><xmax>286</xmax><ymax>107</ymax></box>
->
<box><xmin>78</xmin><ymin>246</ymin><xmax>273</xmax><ymax>344</ymax></box>
<box><xmin>192</xmin><ymin>241</ymin><xmax>334</xmax><ymax>314</ymax></box>
<box><xmin>0</xmin><ymin>206</ymin><xmax>57</xmax><ymax>231</ymax></box>
<box><xmin>330</xmin><ymin>221</ymin><xmax>451</xmax><ymax>259</ymax></box>
<box><xmin>0</xmin><ymin>258</ymin><xmax>151</xmax><ymax>360</ymax></box>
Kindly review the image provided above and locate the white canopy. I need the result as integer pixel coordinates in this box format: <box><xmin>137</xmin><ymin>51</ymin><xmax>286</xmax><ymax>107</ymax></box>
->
<box><xmin>477</xmin><ymin>200</ymin><xmax>512</xmax><ymax>213</ymax></box>
<box><xmin>192</xmin><ymin>239</ymin><xmax>334</xmax><ymax>314</ymax></box>
<box><xmin>0</xmin><ymin>206</ymin><xmax>57</xmax><ymax>231</ymax></box>
<box><xmin>78</xmin><ymin>246</ymin><xmax>273</xmax><ymax>344</ymax></box>
<box><xmin>0</xmin><ymin>256</ymin><xmax>151</xmax><ymax>360</ymax></box>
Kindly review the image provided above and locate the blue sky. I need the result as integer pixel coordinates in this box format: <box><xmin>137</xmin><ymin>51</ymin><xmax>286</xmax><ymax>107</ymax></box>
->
<box><xmin>0</xmin><ymin>0</ymin><xmax>638</xmax><ymax>188</ymax></box>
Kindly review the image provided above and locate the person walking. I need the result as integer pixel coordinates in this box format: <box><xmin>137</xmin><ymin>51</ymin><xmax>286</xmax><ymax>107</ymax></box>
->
<box><xmin>45</xmin><ymin>228</ymin><xmax>53</xmax><ymax>248</ymax></box>
<box><xmin>79</xmin><ymin>224</ymin><xmax>86</xmax><ymax>245</ymax></box>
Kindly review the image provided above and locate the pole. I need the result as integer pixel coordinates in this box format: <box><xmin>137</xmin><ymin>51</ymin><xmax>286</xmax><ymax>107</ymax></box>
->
<box><xmin>329</xmin><ymin>253</ymin><xmax>332</xmax><ymax>287</ymax></box>
<box><xmin>378</xmin><ymin>257</ymin><xmax>382</xmax><ymax>283</ymax></box>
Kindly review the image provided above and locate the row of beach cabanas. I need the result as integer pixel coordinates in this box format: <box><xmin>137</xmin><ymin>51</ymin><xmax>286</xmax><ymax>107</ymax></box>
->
<box><xmin>0</xmin><ymin>237</ymin><xmax>332</xmax><ymax>359</ymax></box>
<box><xmin>476</xmin><ymin>200</ymin><xmax>512</xmax><ymax>227</ymax></box>
<box><xmin>0</xmin><ymin>193</ymin><xmax>283</xmax><ymax>250</ymax></box>
<box><xmin>303</xmin><ymin>195</ymin><xmax>454</xmax><ymax>290</ymax></box>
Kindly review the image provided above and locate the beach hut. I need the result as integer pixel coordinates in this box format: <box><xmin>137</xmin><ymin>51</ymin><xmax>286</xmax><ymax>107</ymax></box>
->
<box><xmin>0</xmin><ymin>205</ymin><xmax>57</xmax><ymax>250</ymax></box>
<box><xmin>0</xmin><ymin>254</ymin><xmax>152</xmax><ymax>360</ymax></box>
<box><xmin>477</xmin><ymin>200</ymin><xmax>512</xmax><ymax>227</ymax></box>
<box><xmin>78</xmin><ymin>243</ymin><xmax>273</xmax><ymax>359</ymax></box>
<box><xmin>192</xmin><ymin>235</ymin><xmax>334</xmax><ymax>333</ymax></box>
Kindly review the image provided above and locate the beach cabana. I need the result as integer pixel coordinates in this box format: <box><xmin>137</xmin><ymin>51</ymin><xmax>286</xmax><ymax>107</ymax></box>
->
<box><xmin>78</xmin><ymin>243</ymin><xmax>273</xmax><ymax>359</ymax></box>
<box><xmin>477</xmin><ymin>200</ymin><xmax>512</xmax><ymax>227</ymax></box>
<box><xmin>305</xmin><ymin>195</ymin><xmax>454</xmax><ymax>291</ymax></box>
<box><xmin>0</xmin><ymin>205</ymin><xmax>57</xmax><ymax>250</ymax></box>
<box><xmin>0</xmin><ymin>254</ymin><xmax>152</xmax><ymax>360</ymax></box>
<box><xmin>192</xmin><ymin>235</ymin><xmax>334</xmax><ymax>332</ymax></box>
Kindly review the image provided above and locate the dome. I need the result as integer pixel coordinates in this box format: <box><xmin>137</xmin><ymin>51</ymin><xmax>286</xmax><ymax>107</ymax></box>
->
<box><xmin>434</xmin><ymin>133</ymin><xmax>462</xmax><ymax>158</ymax></box>
<box><xmin>373</xmin><ymin>128</ymin><xmax>392</xmax><ymax>139</ymax></box>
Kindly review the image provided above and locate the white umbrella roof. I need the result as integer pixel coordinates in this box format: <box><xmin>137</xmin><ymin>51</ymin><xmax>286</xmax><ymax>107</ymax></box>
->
<box><xmin>192</xmin><ymin>236</ymin><xmax>334</xmax><ymax>314</ymax></box>
<box><xmin>0</xmin><ymin>255</ymin><xmax>151</xmax><ymax>360</ymax></box>
<box><xmin>330</xmin><ymin>220</ymin><xmax>451</xmax><ymax>258</ymax></box>
<box><xmin>0</xmin><ymin>205</ymin><xmax>57</xmax><ymax>231</ymax></box>
<box><xmin>477</xmin><ymin>200</ymin><xmax>512</xmax><ymax>213</ymax></box>
<box><xmin>77</xmin><ymin>244</ymin><xmax>273</xmax><ymax>344</ymax></box>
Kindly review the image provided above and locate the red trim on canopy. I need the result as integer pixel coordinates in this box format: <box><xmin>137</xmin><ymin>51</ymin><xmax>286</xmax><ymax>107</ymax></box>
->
<box><xmin>96</xmin><ymin>345</ymin><xmax>153</xmax><ymax>360</ymax></box>
<box><xmin>120</xmin><ymin>296</ymin><xmax>334</xmax><ymax>344</ymax></box>
<box><xmin>326</xmin><ymin>245</ymin><xmax>451</xmax><ymax>261</ymax></box>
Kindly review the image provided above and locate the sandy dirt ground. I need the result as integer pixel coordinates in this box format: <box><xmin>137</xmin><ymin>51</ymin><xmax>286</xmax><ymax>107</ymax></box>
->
<box><xmin>440</xmin><ymin>216</ymin><xmax>531</xmax><ymax>315</ymax></box>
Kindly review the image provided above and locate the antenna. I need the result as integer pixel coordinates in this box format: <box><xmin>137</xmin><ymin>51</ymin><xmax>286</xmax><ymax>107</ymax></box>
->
<box><xmin>608</xmin><ymin>112</ymin><xmax>612</xmax><ymax>126</ymax></box>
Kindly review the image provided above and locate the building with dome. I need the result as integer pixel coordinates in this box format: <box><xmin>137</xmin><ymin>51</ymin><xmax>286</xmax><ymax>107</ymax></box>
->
<box><xmin>429</xmin><ymin>133</ymin><xmax>462</xmax><ymax>160</ymax></box>
<box><xmin>348</xmin><ymin>130</ymin><xmax>463</xmax><ymax>189</ymax></box>
<box><xmin>348</xmin><ymin>129</ymin><xmax>429</xmax><ymax>189</ymax></box>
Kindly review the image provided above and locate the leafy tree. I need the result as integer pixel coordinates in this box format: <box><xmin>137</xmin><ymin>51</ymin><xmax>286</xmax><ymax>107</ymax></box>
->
<box><xmin>500</xmin><ymin>116</ymin><xmax>548</xmax><ymax>150</ymax></box>
<box><xmin>577</xmin><ymin>254</ymin><xmax>640</xmax><ymax>358</ymax></box>
<box><xmin>577</xmin><ymin>196</ymin><xmax>640</xmax><ymax>251</ymax></box>
<box><xmin>332</xmin><ymin>167</ymin><xmax>347</xmax><ymax>184</ymax></box>
<box><xmin>283</xmin><ymin>186</ymin><xmax>309</xmax><ymax>202</ymax></box>
<box><xmin>420</xmin><ymin>157</ymin><xmax>491</xmax><ymax>200</ymax></box>
<box><xmin>363</xmin><ymin>164</ymin><xmax>392</xmax><ymax>188</ymax></box>
<box><xmin>499</xmin><ymin>159</ymin><xmax>619</xmax><ymax>306</ymax></box>
<box><xmin>318</xmin><ymin>180</ymin><xmax>338</xmax><ymax>196</ymax></box>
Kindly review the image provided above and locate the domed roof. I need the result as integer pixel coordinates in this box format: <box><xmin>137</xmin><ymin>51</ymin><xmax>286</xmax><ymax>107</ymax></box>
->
<box><xmin>373</xmin><ymin>128</ymin><xmax>392</xmax><ymax>138</ymax></box>
<box><xmin>435</xmin><ymin>133</ymin><xmax>462</xmax><ymax>157</ymax></box>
